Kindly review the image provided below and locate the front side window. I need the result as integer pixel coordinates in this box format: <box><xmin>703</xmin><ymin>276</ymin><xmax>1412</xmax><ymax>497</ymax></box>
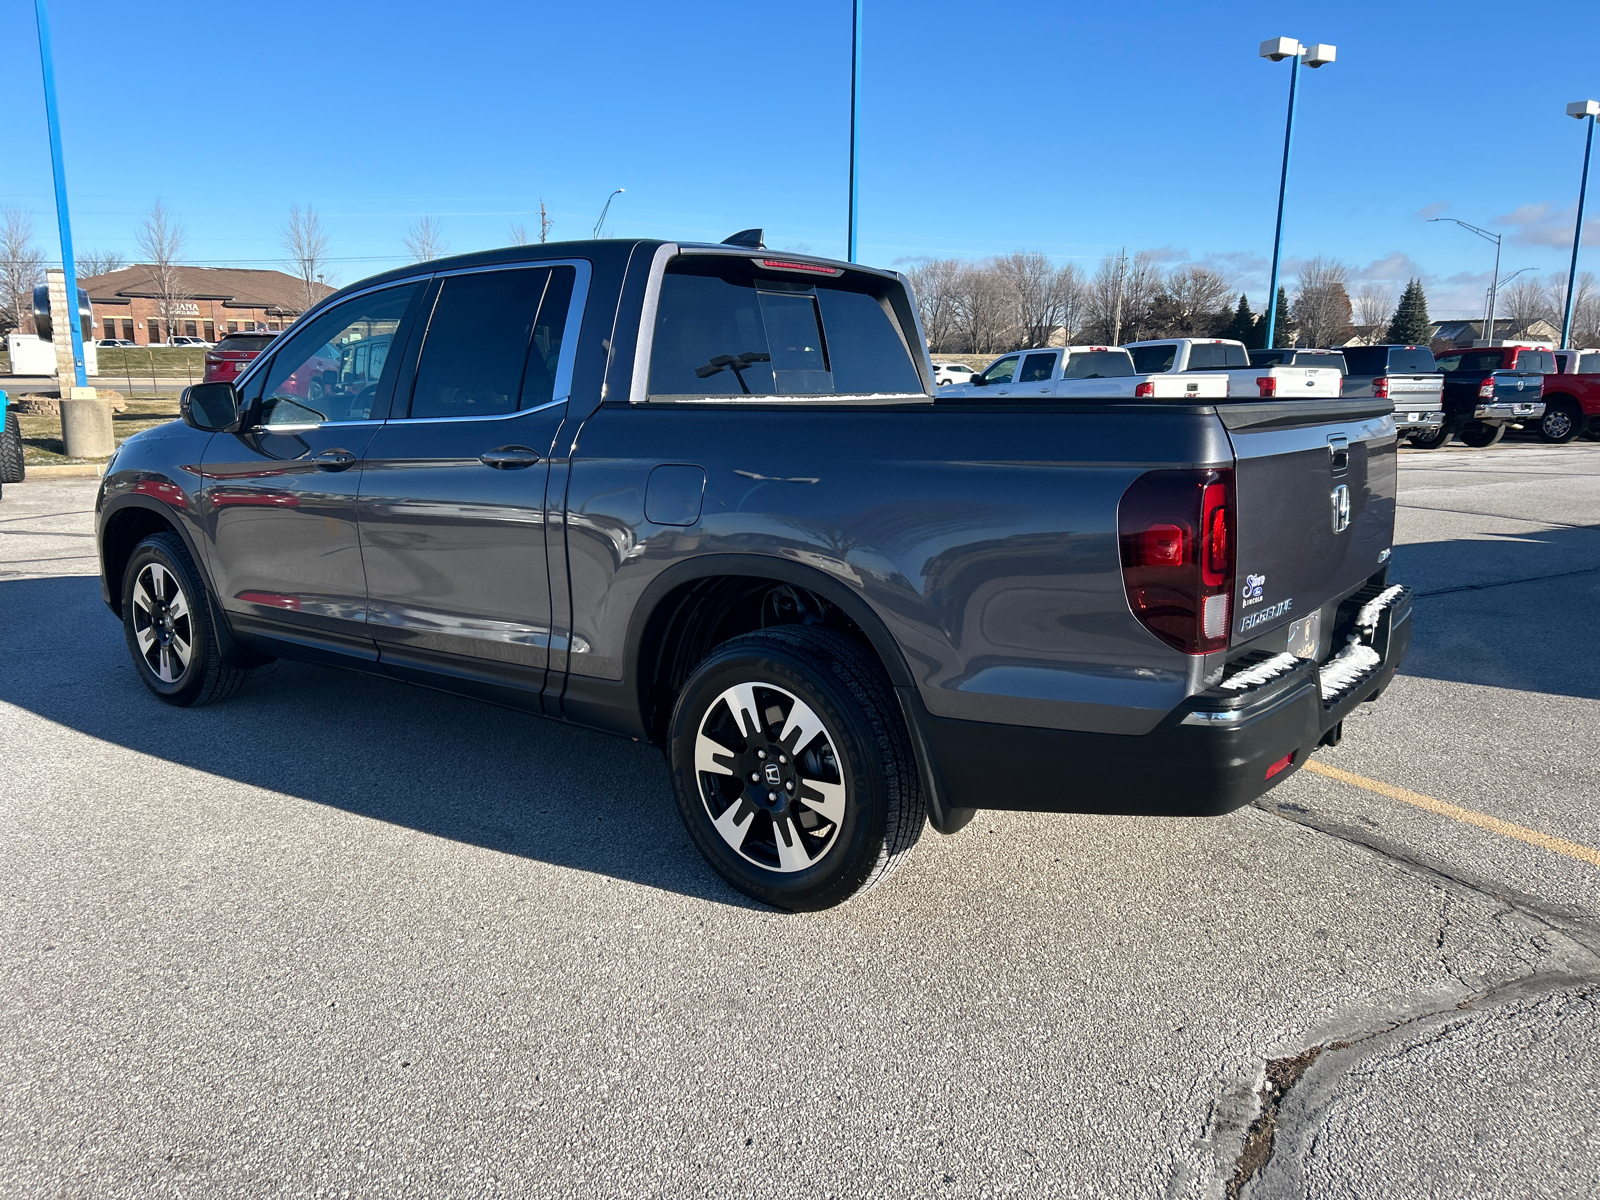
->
<box><xmin>1130</xmin><ymin>344</ymin><xmax>1177</xmax><ymax>373</ymax></box>
<box><xmin>979</xmin><ymin>355</ymin><xmax>1019</xmax><ymax>385</ymax></box>
<box><xmin>257</xmin><ymin>283</ymin><xmax>419</xmax><ymax>427</ymax></box>
<box><xmin>406</xmin><ymin>266</ymin><xmax>575</xmax><ymax>419</ymax></box>
<box><xmin>1064</xmin><ymin>350</ymin><xmax>1134</xmax><ymax>379</ymax></box>
<box><xmin>647</xmin><ymin>259</ymin><xmax>923</xmax><ymax>398</ymax></box>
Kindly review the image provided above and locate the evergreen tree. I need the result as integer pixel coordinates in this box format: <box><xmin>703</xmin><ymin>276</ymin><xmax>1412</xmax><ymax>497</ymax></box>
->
<box><xmin>1385</xmin><ymin>278</ymin><xmax>1432</xmax><ymax>345</ymax></box>
<box><xmin>1272</xmin><ymin>286</ymin><xmax>1294</xmax><ymax>347</ymax></box>
<box><xmin>1223</xmin><ymin>293</ymin><xmax>1261</xmax><ymax>347</ymax></box>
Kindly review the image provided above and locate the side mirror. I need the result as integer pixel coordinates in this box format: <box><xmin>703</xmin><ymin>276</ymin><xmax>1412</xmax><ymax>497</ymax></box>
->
<box><xmin>971</xmin><ymin>373</ymin><xmax>988</xmax><ymax>387</ymax></box>
<box><xmin>181</xmin><ymin>382</ymin><xmax>242</xmax><ymax>433</ymax></box>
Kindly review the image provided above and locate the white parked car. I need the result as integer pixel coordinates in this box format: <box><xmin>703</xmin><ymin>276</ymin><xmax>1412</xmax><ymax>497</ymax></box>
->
<box><xmin>930</xmin><ymin>361</ymin><xmax>978</xmax><ymax>387</ymax></box>
<box><xmin>167</xmin><ymin>336</ymin><xmax>213</xmax><ymax>348</ymax></box>
<box><xmin>938</xmin><ymin>346</ymin><xmax>1229</xmax><ymax>400</ymax></box>
<box><xmin>1124</xmin><ymin>338</ymin><xmax>1343</xmax><ymax>399</ymax></box>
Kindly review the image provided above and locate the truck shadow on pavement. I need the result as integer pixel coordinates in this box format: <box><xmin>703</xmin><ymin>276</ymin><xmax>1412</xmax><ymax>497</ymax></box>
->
<box><xmin>1386</xmin><ymin>522</ymin><xmax>1600</xmax><ymax>702</ymax></box>
<box><xmin>0</xmin><ymin>575</ymin><xmax>765</xmax><ymax>910</ymax></box>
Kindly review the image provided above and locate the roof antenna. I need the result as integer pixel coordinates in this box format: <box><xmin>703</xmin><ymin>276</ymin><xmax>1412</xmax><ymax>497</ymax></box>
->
<box><xmin>721</xmin><ymin>228</ymin><xmax>766</xmax><ymax>250</ymax></box>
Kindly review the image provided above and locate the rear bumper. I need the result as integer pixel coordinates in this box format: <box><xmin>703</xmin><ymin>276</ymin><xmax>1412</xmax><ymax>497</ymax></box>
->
<box><xmin>1395</xmin><ymin>410</ymin><xmax>1444</xmax><ymax>432</ymax></box>
<box><xmin>920</xmin><ymin>586</ymin><xmax>1412</xmax><ymax>818</ymax></box>
<box><xmin>1474</xmin><ymin>400</ymin><xmax>1544</xmax><ymax>421</ymax></box>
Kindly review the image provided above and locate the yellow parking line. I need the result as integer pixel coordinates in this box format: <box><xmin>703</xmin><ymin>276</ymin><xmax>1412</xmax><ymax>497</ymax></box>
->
<box><xmin>1302</xmin><ymin>759</ymin><xmax>1600</xmax><ymax>869</ymax></box>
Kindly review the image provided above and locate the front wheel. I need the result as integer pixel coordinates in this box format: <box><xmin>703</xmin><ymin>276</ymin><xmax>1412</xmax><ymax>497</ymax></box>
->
<box><xmin>1406</xmin><ymin>420</ymin><xmax>1454</xmax><ymax>450</ymax></box>
<box><xmin>1535</xmin><ymin>400</ymin><xmax>1582</xmax><ymax>444</ymax></box>
<box><xmin>1</xmin><ymin>410</ymin><xmax>25</xmax><ymax>484</ymax></box>
<box><xmin>122</xmin><ymin>532</ymin><xmax>249</xmax><ymax>706</ymax></box>
<box><xmin>668</xmin><ymin>627</ymin><xmax>925</xmax><ymax>910</ymax></box>
<box><xmin>1457</xmin><ymin>421</ymin><xmax>1505</xmax><ymax>448</ymax></box>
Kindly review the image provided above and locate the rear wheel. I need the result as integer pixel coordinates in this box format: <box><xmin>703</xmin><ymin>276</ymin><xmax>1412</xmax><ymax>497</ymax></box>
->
<box><xmin>1457</xmin><ymin>421</ymin><xmax>1505</xmax><ymax>448</ymax></box>
<box><xmin>1406</xmin><ymin>420</ymin><xmax>1454</xmax><ymax>450</ymax></box>
<box><xmin>1</xmin><ymin>410</ymin><xmax>24</xmax><ymax>484</ymax></box>
<box><xmin>668</xmin><ymin>627</ymin><xmax>925</xmax><ymax>910</ymax></box>
<box><xmin>122</xmin><ymin>532</ymin><xmax>249</xmax><ymax>706</ymax></box>
<box><xmin>1535</xmin><ymin>399</ymin><xmax>1582</xmax><ymax>444</ymax></box>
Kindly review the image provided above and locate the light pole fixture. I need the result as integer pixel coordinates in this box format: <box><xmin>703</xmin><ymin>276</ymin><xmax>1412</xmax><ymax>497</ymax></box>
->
<box><xmin>1259</xmin><ymin>36</ymin><xmax>1335</xmax><ymax>348</ymax></box>
<box><xmin>32</xmin><ymin>0</ymin><xmax>86</xmax><ymax>390</ymax></box>
<box><xmin>847</xmin><ymin>0</ymin><xmax>862</xmax><ymax>263</ymax></box>
<box><xmin>592</xmin><ymin>189</ymin><xmax>624</xmax><ymax>239</ymax></box>
<box><xmin>1561</xmin><ymin>99</ymin><xmax>1599</xmax><ymax>348</ymax></box>
<box><xmin>1430</xmin><ymin>217</ymin><xmax>1504</xmax><ymax>341</ymax></box>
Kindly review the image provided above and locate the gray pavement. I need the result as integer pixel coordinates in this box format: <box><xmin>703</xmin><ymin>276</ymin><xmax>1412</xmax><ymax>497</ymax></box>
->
<box><xmin>1</xmin><ymin>442</ymin><xmax>1597</xmax><ymax>1198</ymax></box>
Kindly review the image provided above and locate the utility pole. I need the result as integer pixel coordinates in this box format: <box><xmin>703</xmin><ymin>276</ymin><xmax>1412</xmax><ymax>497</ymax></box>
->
<box><xmin>540</xmin><ymin>199</ymin><xmax>552</xmax><ymax>244</ymax></box>
<box><xmin>33</xmin><ymin>0</ymin><xmax>86</xmax><ymax>390</ymax></box>
<box><xmin>847</xmin><ymin>0</ymin><xmax>862</xmax><ymax>262</ymax></box>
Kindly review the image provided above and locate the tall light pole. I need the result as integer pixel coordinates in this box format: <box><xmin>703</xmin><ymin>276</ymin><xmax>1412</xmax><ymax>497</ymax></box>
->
<box><xmin>847</xmin><ymin>0</ymin><xmax>862</xmax><ymax>262</ymax></box>
<box><xmin>1430</xmin><ymin>217</ymin><xmax>1503</xmax><ymax>341</ymax></box>
<box><xmin>32</xmin><ymin>0</ymin><xmax>86</xmax><ymax>390</ymax></box>
<box><xmin>592</xmin><ymin>189</ymin><xmax>624</xmax><ymax>239</ymax></box>
<box><xmin>1561</xmin><ymin>100</ymin><xmax>1599</xmax><ymax>348</ymax></box>
<box><xmin>1259</xmin><ymin>37</ymin><xmax>1336</xmax><ymax>349</ymax></box>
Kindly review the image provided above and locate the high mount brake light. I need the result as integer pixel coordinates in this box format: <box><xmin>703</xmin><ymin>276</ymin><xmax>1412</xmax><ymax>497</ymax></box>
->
<box><xmin>1257</xmin><ymin>376</ymin><xmax>1278</xmax><ymax>397</ymax></box>
<box><xmin>1134</xmin><ymin>381</ymin><xmax>1156</xmax><ymax>398</ymax></box>
<box><xmin>1118</xmin><ymin>469</ymin><xmax>1235</xmax><ymax>655</ymax></box>
<box><xmin>1373</xmin><ymin>376</ymin><xmax>1389</xmax><ymax>399</ymax></box>
<box><xmin>759</xmin><ymin>258</ymin><xmax>843</xmax><ymax>276</ymax></box>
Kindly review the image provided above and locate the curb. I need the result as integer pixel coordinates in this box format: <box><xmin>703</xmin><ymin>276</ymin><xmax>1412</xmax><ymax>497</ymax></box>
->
<box><xmin>18</xmin><ymin>462</ymin><xmax>107</xmax><ymax>479</ymax></box>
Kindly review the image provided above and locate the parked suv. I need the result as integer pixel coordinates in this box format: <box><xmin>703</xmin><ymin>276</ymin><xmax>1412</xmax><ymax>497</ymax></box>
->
<box><xmin>1429</xmin><ymin>346</ymin><xmax>1548</xmax><ymax>448</ymax></box>
<box><xmin>1538</xmin><ymin>349</ymin><xmax>1600</xmax><ymax>443</ymax></box>
<box><xmin>1337</xmin><ymin>345</ymin><xmax>1444</xmax><ymax>442</ymax></box>
<box><xmin>930</xmin><ymin>361</ymin><xmax>977</xmax><ymax>387</ymax></box>
<box><xmin>203</xmin><ymin>332</ymin><xmax>278</xmax><ymax>384</ymax></box>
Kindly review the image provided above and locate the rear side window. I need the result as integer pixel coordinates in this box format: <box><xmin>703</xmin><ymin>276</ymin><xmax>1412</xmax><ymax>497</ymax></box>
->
<box><xmin>648</xmin><ymin>260</ymin><xmax>923</xmax><ymax>398</ymax></box>
<box><xmin>1130</xmin><ymin>345</ymin><xmax>1176</xmax><ymax>373</ymax></box>
<box><xmin>407</xmin><ymin>266</ymin><xmax>574</xmax><ymax>418</ymax></box>
<box><xmin>1018</xmin><ymin>353</ymin><xmax>1057</xmax><ymax>382</ymax></box>
<box><xmin>1436</xmin><ymin>351</ymin><xmax>1503</xmax><ymax>373</ymax></box>
<box><xmin>1063</xmin><ymin>350</ymin><xmax>1134</xmax><ymax>379</ymax></box>
<box><xmin>1385</xmin><ymin>347</ymin><xmax>1437</xmax><ymax>375</ymax></box>
<box><xmin>1187</xmin><ymin>343</ymin><xmax>1249</xmax><ymax>370</ymax></box>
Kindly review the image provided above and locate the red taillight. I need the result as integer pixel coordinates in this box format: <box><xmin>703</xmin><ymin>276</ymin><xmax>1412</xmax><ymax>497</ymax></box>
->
<box><xmin>1134</xmin><ymin>381</ymin><xmax>1155</xmax><ymax>398</ymax></box>
<box><xmin>204</xmin><ymin>353</ymin><xmax>221</xmax><ymax>364</ymax></box>
<box><xmin>1118</xmin><ymin>469</ymin><xmax>1235</xmax><ymax>655</ymax></box>
<box><xmin>1257</xmin><ymin>376</ymin><xmax>1277</xmax><ymax>397</ymax></box>
<box><xmin>1265</xmin><ymin>752</ymin><xmax>1295</xmax><ymax>780</ymax></box>
<box><xmin>1334</xmin><ymin>374</ymin><xmax>1344</xmax><ymax>397</ymax></box>
<box><xmin>1372</xmin><ymin>376</ymin><xmax>1389</xmax><ymax>399</ymax></box>
<box><xmin>1478</xmin><ymin>379</ymin><xmax>1495</xmax><ymax>399</ymax></box>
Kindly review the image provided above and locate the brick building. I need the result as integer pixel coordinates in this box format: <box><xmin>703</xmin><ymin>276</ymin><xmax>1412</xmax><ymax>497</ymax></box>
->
<box><xmin>82</xmin><ymin>265</ymin><xmax>335</xmax><ymax>345</ymax></box>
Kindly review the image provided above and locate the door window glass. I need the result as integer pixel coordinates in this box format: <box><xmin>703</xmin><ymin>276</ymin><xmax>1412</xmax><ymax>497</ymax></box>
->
<box><xmin>1063</xmin><ymin>350</ymin><xmax>1134</xmax><ymax>379</ymax></box>
<box><xmin>406</xmin><ymin>267</ymin><xmax>573</xmax><ymax>419</ymax></box>
<box><xmin>979</xmin><ymin>355</ymin><xmax>1019</xmax><ymax>385</ymax></box>
<box><xmin>1018</xmin><ymin>353</ymin><xmax>1057</xmax><ymax>382</ymax></box>
<box><xmin>257</xmin><ymin>283</ymin><xmax>418</xmax><ymax>427</ymax></box>
<box><xmin>1579</xmin><ymin>352</ymin><xmax>1600</xmax><ymax>374</ymax></box>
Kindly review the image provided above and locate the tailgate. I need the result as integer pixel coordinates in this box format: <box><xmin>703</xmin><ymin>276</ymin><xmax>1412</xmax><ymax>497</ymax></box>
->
<box><xmin>1221</xmin><ymin>399</ymin><xmax>1396</xmax><ymax>645</ymax></box>
<box><xmin>1272</xmin><ymin>366</ymin><xmax>1343</xmax><ymax>398</ymax></box>
<box><xmin>1152</xmin><ymin>374</ymin><xmax>1229</xmax><ymax>398</ymax></box>
<box><xmin>1389</xmin><ymin>373</ymin><xmax>1442</xmax><ymax>410</ymax></box>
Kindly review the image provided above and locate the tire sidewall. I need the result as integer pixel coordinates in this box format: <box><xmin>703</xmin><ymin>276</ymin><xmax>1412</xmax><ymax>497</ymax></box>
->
<box><xmin>1539</xmin><ymin>402</ymin><xmax>1578</xmax><ymax>443</ymax></box>
<box><xmin>122</xmin><ymin>536</ymin><xmax>215</xmax><ymax>704</ymax></box>
<box><xmin>668</xmin><ymin>639</ymin><xmax>890</xmax><ymax>910</ymax></box>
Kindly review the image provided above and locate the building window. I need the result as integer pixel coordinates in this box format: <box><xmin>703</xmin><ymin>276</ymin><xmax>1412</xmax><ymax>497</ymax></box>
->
<box><xmin>103</xmin><ymin>318</ymin><xmax>116</xmax><ymax>339</ymax></box>
<box><xmin>121</xmin><ymin>319</ymin><xmax>134</xmax><ymax>340</ymax></box>
<box><xmin>268</xmin><ymin>321</ymin><xmax>281</xmax><ymax>331</ymax></box>
<box><xmin>184</xmin><ymin>320</ymin><xmax>198</xmax><ymax>337</ymax></box>
<box><xmin>227</xmin><ymin>321</ymin><xmax>238</xmax><ymax>333</ymax></box>
<box><xmin>203</xmin><ymin>320</ymin><xmax>215</xmax><ymax>342</ymax></box>
<box><xmin>149</xmin><ymin>321</ymin><xmax>162</xmax><ymax>344</ymax></box>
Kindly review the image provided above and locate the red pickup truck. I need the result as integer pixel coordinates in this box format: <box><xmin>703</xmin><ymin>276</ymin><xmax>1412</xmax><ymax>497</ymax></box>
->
<box><xmin>1539</xmin><ymin>349</ymin><xmax>1600</xmax><ymax>443</ymax></box>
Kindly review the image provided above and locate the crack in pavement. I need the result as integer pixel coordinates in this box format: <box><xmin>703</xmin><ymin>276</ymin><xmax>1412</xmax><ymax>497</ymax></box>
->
<box><xmin>1411</xmin><ymin>564</ymin><xmax>1600</xmax><ymax>599</ymax></box>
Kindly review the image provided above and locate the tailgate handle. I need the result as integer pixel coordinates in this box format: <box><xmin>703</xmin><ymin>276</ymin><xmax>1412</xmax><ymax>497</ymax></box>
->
<box><xmin>1327</xmin><ymin>435</ymin><xmax>1349</xmax><ymax>475</ymax></box>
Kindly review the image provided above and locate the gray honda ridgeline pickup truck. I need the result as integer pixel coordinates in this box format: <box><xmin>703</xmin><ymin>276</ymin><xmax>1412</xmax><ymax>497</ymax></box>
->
<box><xmin>95</xmin><ymin>236</ymin><xmax>1411</xmax><ymax>910</ymax></box>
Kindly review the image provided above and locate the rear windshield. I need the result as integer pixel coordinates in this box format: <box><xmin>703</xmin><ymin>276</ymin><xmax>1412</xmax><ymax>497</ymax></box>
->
<box><xmin>1248</xmin><ymin>350</ymin><xmax>1289</xmax><ymax>367</ymax></box>
<box><xmin>1512</xmin><ymin>349</ymin><xmax>1555</xmax><ymax>374</ymax></box>
<box><xmin>648</xmin><ymin>258</ymin><xmax>923</xmax><ymax>398</ymax></box>
<box><xmin>1580</xmin><ymin>352</ymin><xmax>1600</xmax><ymax>374</ymax></box>
<box><xmin>1063</xmin><ymin>349</ymin><xmax>1134</xmax><ymax>379</ymax></box>
<box><xmin>1435</xmin><ymin>351</ymin><xmax>1504</xmax><ymax>373</ymax></box>
<box><xmin>1185</xmin><ymin>342</ymin><xmax>1250</xmax><ymax>370</ymax></box>
<box><xmin>1294</xmin><ymin>352</ymin><xmax>1347</xmax><ymax>374</ymax></box>
<box><xmin>216</xmin><ymin>334</ymin><xmax>276</xmax><ymax>353</ymax></box>
<box><xmin>1385</xmin><ymin>347</ymin><xmax>1436</xmax><ymax>374</ymax></box>
<box><xmin>1129</xmin><ymin>345</ymin><xmax>1177</xmax><ymax>373</ymax></box>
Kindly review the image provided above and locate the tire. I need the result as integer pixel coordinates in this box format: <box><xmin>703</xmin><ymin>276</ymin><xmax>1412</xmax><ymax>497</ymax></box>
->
<box><xmin>1535</xmin><ymin>399</ymin><xmax>1582</xmax><ymax>444</ymax></box>
<box><xmin>121</xmin><ymin>532</ymin><xmax>249</xmax><ymax>706</ymax></box>
<box><xmin>1406</xmin><ymin>420</ymin><xmax>1454</xmax><ymax>450</ymax></box>
<box><xmin>1</xmin><ymin>410</ymin><xmax>25</xmax><ymax>484</ymax></box>
<box><xmin>1457</xmin><ymin>421</ymin><xmax>1505</xmax><ymax>448</ymax></box>
<box><xmin>667</xmin><ymin>627</ymin><xmax>925</xmax><ymax>910</ymax></box>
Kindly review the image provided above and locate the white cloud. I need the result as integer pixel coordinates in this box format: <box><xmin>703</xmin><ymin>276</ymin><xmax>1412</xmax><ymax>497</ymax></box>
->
<box><xmin>1493</xmin><ymin>201</ymin><xmax>1597</xmax><ymax>248</ymax></box>
<box><xmin>1415</xmin><ymin>201</ymin><xmax>1450</xmax><ymax>221</ymax></box>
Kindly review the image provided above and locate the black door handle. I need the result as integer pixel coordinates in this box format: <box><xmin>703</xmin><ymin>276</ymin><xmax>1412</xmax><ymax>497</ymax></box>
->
<box><xmin>311</xmin><ymin>449</ymin><xmax>356</xmax><ymax>471</ymax></box>
<box><xmin>480</xmin><ymin>446</ymin><xmax>542</xmax><ymax>470</ymax></box>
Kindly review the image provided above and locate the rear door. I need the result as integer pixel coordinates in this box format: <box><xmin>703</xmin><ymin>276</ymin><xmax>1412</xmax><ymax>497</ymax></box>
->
<box><xmin>1222</xmin><ymin>399</ymin><xmax>1396</xmax><ymax>645</ymax></box>
<box><xmin>1015</xmin><ymin>350</ymin><xmax>1060</xmax><ymax>397</ymax></box>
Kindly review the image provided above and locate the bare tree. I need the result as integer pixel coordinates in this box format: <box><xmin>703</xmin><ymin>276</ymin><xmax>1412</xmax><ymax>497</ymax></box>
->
<box><xmin>282</xmin><ymin>204</ymin><xmax>330</xmax><ymax>313</ymax></box>
<box><xmin>1291</xmin><ymin>256</ymin><xmax>1354</xmax><ymax>346</ymax></box>
<box><xmin>993</xmin><ymin>251</ymin><xmax>1080</xmax><ymax>349</ymax></box>
<box><xmin>952</xmin><ymin>260</ymin><xmax>1010</xmax><ymax>354</ymax></box>
<box><xmin>905</xmin><ymin>258</ymin><xmax>964</xmax><ymax>351</ymax></box>
<box><xmin>404</xmin><ymin>216</ymin><xmax>448</xmax><ymax>263</ymax></box>
<box><xmin>1563</xmin><ymin>271</ymin><xmax>1600</xmax><ymax>347</ymax></box>
<box><xmin>509</xmin><ymin>222</ymin><xmax>530</xmax><ymax>246</ymax></box>
<box><xmin>1154</xmin><ymin>266</ymin><xmax>1233</xmax><ymax>337</ymax></box>
<box><xmin>76</xmin><ymin>249</ymin><xmax>127</xmax><ymax>278</ymax></box>
<box><xmin>1352</xmin><ymin>282</ymin><xmax>1396</xmax><ymax>343</ymax></box>
<box><xmin>1054</xmin><ymin>262</ymin><xmax>1087</xmax><ymax>345</ymax></box>
<box><xmin>136</xmin><ymin>200</ymin><xmax>189</xmax><ymax>345</ymax></box>
<box><xmin>1</xmin><ymin>207</ymin><xmax>46</xmax><ymax>336</ymax></box>
<box><xmin>1082</xmin><ymin>250</ymin><xmax>1162</xmax><ymax>344</ymax></box>
<box><xmin>1501</xmin><ymin>275</ymin><xmax>1556</xmax><ymax>340</ymax></box>
<box><xmin>539</xmin><ymin>200</ymin><xmax>553</xmax><ymax>244</ymax></box>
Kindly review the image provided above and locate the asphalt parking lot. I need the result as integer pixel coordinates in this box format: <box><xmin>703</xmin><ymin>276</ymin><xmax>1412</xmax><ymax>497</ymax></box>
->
<box><xmin>2</xmin><ymin>443</ymin><xmax>1597</xmax><ymax>1199</ymax></box>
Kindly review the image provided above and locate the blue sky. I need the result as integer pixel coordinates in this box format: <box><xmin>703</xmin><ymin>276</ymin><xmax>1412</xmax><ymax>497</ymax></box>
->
<box><xmin>2</xmin><ymin>0</ymin><xmax>1598</xmax><ymax>318</ymax></box>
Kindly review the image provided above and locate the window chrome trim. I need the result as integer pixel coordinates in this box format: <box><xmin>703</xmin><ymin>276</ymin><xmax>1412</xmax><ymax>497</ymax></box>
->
<box><xmin>384</xmin><ymin>396</ymin><xmax>568</xmax><ymax>425</ymax></box>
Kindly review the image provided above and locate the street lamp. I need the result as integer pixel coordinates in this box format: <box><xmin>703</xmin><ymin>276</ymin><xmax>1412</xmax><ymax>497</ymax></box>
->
<box><xmin>592</xmin><ymin>189</ymin><xmax>624</xmax><ymax>239</ymax></box>
<box><xmin>1259</xmin><ymin>36</ymin><xmax>1336</xmax><ymax>348</ymax></box>
<box><xmin>32</xmin><ymin>0</ymin><xmax>86</xmax><ymax>390</ymax></box>
<box><xmin>847</xmin><ymin>0</ymin><xmax>862</xmax><ymax>262</ymax></box>
<box><xmin>1430</xmin><ymin>218</ymin><xmax>1504</xmax><ymax>341</ymax></box>
<box><xmin>1561</xmin><ymin>99</ymin><xmax>1599</xmax><ymax>348</ymax></box>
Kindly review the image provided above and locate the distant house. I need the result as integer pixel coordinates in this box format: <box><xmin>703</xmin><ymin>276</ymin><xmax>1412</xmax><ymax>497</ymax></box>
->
<box><xmin>83</xmin><ymin>265</ymin><xmax>335</xmax><ymax>345</ymax></box>
<box><xmin>1427</xmin><ymin>318</ymin><xmax>1561</xmax><ymax>349</ymax></box>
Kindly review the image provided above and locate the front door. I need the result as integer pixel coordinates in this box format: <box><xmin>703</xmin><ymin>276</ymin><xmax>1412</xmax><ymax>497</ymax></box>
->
<box><xmin>200</xmin><ymin>281</ymin><xmax>423</xmax><ymax>660</ymax></box>
<box><xmin>357</xmin><ymin>262</ymin><xmax>583</xmax><ymax>702</ymax></box>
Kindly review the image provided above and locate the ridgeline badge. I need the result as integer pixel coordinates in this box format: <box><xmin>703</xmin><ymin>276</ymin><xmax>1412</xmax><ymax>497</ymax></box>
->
<box><xmin>1240</xmin><ymin>598</ymin><xmax>1293</xmax><ymax>632</ymax></box>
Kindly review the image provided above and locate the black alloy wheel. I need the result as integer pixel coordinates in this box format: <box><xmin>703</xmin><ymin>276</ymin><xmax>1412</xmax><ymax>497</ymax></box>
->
<box><xmin>122</xmin><ymin>532</ymin><xmax>250</xmax><ymax>706</ymax></box>
<box><xmin>668</xmin><ymin>627</ymin><xmax>925</xmax><ymax>910</ymax></box>
<box><xmin>1406</xmin><ymin>420</ymin><xmax>1454</xmax><ymax>450</ymax></box>
<box><xmin>1535</xmin><ymin>400</ymin><xmax>1582</xmax><ymax>444</ymax></box>
<box><xmin>1457</xmin><ymin>421</ymin><xmax>1505</xmax><ymax>448</ymax></box>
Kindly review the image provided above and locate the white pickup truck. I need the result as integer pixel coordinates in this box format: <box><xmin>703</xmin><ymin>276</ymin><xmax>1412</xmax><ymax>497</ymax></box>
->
<box><xmin>1124</xmin><ymin>338</ymin><xmax>1344</xmax><ymax>401</ymax></box>
<box><xmin>939</xmin><ymin>346</ymin><xmax>1229</xmax><ymax>401</ymax></box>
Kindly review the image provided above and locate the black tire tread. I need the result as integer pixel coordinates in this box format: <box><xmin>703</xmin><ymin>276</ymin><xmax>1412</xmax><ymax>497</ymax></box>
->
<box><xmin>1</xmin><ymin>410</ymin><xmax>25</xmax><ymax>484</ymax></box>
<box><xmin>125</xmin><ymin>532</ymin><xmax>250</xmax><ymax>706</ymax></box>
